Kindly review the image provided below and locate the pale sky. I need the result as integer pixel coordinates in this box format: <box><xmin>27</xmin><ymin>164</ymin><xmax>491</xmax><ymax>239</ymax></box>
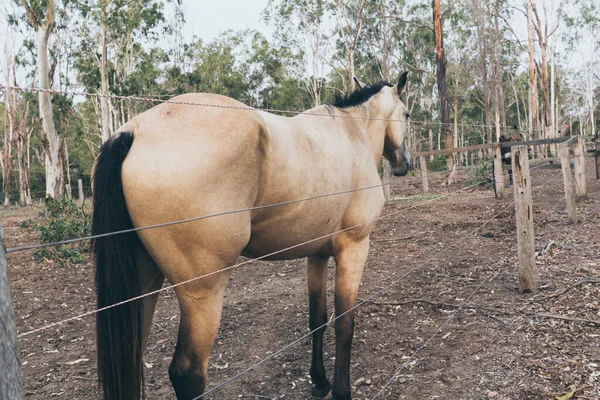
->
<box><xmin>0</xmin><ymin>0</ymin><xmax>595</xmax><ymax>88</ymax></box>
<box><xmin>0</xmin><ymin>0</ymin><xmax>276</xmax><ymax>87</ymax></box>
<box><xmin>181</xmin><ymin>0</ymin><xmax>273</xmax><ymax>42</ymax></box>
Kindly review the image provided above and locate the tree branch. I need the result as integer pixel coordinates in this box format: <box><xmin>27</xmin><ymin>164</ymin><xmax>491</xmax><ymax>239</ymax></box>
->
<box><xmin>441</xmin><ymin>1</ymin><xmax>456</xmax><ymax>21</ymax></box>
<box><xmin>20</xmin><ymin>0</ymin><xmax>39</xmax><ymax>28</ymax></box>
<box><xmin>363</xmin><ymin>15</ymin><xmax>433</xmax><ymax>32</ymax></box>
<box><xmin>45</xmin><ymin>0</ymin><xmax>55</xmax><ymax>29</ymax></box>
<box><xmin>499</xmin><ymin>13</ymin><xmax>528</xmax><ymax>52</ymax></box>
<box><xmin>533</xmin><ymin>279</ymin><xmax>600</xmax><ymax>302</ymax></box>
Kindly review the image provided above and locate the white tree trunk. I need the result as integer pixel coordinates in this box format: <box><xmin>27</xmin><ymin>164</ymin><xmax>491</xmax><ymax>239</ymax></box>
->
<box><xmin>549</xmin><ymin>34</ymin><xmax>557</xmax><ymax>156</ymax></box>
<box><xmin>100</xmin><ymin>2</ymin><xmax>111</xmax><ymax>143</ymax></box>
<box><xmin>526</xmin><ymin>0</ymin><xmax>539</xmax><ymax>156</ymax></box>
<box><xmin>587</xmin><ymin>66</ymin><xmax>595</xmax><ymax>137</ymax></box>
<box><xmin>36</xmin><ymin>24</ymin><xmax>62</xmax><ymax>198</ymax></box>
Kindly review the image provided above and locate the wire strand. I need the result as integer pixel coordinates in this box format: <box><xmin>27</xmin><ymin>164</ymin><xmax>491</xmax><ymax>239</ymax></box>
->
<box><xmin>16</xmin><ymin>164</ymin><xmax>548</xmax><ymax>340</ymax></box>
<box><xmin>6</xmin><ymin>159</ymin><xmax>496</xmax><ymax>254</ymax></box>
<box><xmin>0</xmin><ymin>83</ymin><xmax>547</xmax><ymax>132</ymax></box>
<box><xmin>16</xmin><ymin>171</ymin><xmax>515</xmax><ymax>339</ymax></box>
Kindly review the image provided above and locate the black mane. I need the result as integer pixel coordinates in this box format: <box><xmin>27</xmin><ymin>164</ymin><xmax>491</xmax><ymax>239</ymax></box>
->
<box><xmin>333</xmin><ymin>81</ymin><xmax>393</xmax><ymax>109</ymax></box>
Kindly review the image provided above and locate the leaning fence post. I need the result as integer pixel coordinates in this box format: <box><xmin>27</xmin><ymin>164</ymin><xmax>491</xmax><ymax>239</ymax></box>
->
<box><xmin>511</xmin><ymin>145</ymin><xmax>537</xmax><ymax>293</ymax></box>
<box><xmin>572</xmin><ymin>136</ymin><xmax>587</xmax><ymax>197</ymax></box>
<box><xmin>493</xmin><ymin>145</ymin><xmax>505</xmax><ymax>199</ymax></box>
<box><xmin>559</xmin><ymin>142</ymin><xmax>577</xmax><ymax>223</ymax></box>
<box><xmin>420</xmin><ymin>156</ymin><xmax>429</xmax><ymax>194</ymax></box>
<box><xmin>382</xmin><ymin>160</ymin><xmax>391</xmax><ymax>204</ymax></box>
<box><xmin>78</xmin><ymin>179</ymin><xmax>84</xmax><ymax>206</ymax></box>
<box><xmin>595</xmin><ymin>131</ymin><xmax>599</xmax><ymax>180</ymax></box>
<box><xmin>0</xmin><ymin>222</ymin><xmax>23</xmax><ymax>399</ymax></box>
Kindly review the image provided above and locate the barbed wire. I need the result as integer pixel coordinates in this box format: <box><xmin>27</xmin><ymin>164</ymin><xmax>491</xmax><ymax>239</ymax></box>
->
<box><xmin>193</xmin><ymin>163</ymin><xmax>553</xmax><ymax>399</ymax></box>
<box><xmin>6</xmin><ymin>157</ymin><xmax>501</xmax><ymax>254</ymax></box>
<box><xmin>2</xmin><ymin>161</ymin><xmax>485</xmax><ymax>206</ymax></box>
<box><xmin>6</xmin><ymin>182</ymin><xmax>394</xmax><ymax>254</ymax></box>
<box><xmin>0</xmin><ymin>83</ymin><xmax>407</xmax><ymax>123</ymax></box>
<box><xmin>16</xmin><ymin>167</ymin><xmax>523</xmax><ymax>339</ymax></box>
<box><xmin>0</xmin><ymin>83</ymin><xmax>549</xmax><ymax>132</ymax></box>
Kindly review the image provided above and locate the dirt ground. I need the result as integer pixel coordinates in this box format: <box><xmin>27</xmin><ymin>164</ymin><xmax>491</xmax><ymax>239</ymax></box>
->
<box><xmin>4</xmin><ymin>158</ymin><xmax>600</xmax><ymax>400</ymax></box>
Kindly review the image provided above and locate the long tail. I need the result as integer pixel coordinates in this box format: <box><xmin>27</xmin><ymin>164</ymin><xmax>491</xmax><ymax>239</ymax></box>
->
<box><xmin>92</xmin><ymin>132</ymin><xmax>143</xmax><ymax>400</ymax></box>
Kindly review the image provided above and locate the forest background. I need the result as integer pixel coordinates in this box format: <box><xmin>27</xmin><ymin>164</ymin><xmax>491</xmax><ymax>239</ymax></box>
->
<box><xmin>0</xmin><ymin>0</ymin><xmax>598</xmax><ymax>205</ymax></box>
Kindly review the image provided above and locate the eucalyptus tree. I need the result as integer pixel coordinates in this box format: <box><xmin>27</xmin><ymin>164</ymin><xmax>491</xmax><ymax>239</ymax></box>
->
<box><xmin>566</xmin><ymin>0</ymin><xmax>599</xmax><ymax>136</ymax></box>
<box><xmin>17</xmin><ymin>0</ymin><xmax>63</xmax><ymax>198</ymax></box>
<box><xmin>331</xmin><ymin>0</ymin><xmax>367</xmax><ymax>92</ymax></box>
<box><xmin>433</xmin><ymin>0</ymin><xmax>456</xmax><ymax>181</ymax></box>
<box><xmin>263</xmin><ymin>0</ymin><xmax>333</xmax><ymax>107</ymax></box>
<box><xmin>73</xmin><ymin>0</ymin><xmax>167</xmax><ymax>143</ymax></box>
<box><xmin>529</xmin><ymin>0</ymin><xmax>565</xmax><ymax>156</ymax></box>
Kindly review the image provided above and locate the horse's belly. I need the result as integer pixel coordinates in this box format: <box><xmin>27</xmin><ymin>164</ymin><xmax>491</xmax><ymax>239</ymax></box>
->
<box><xmin>241</xmin><ymin>238</ymin><xmax>331</xmax><ymax>260</ymax></box>
<box><xmin>243</xmin><ymin>214</ymin><xmax>340</xmax><ymax>260</ymax></box>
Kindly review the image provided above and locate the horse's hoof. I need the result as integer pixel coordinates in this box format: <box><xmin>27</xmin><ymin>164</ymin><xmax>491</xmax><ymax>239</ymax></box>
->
<box><xmin>332</xmin><ymin>389</ymin><xmax>351</xmax><ymax>400</ymax></box>
<box><xmin>332</xmin><ymin>394</ymin><xmax>351</xmax><ymax>400</ymax></box>
<box><xmin>311</xmin><ymin>382</ymin><xmax>332</xmax><ymax>398</ymax></box>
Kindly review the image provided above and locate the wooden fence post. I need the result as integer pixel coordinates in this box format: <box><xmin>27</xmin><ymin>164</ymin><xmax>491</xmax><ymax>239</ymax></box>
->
<box><xmin>78</xmin><ymin>179</ymin><xmax>84</xmax><ymax>206</ymax></box>
<box><xmin>595</xmin><ymin>131</ymin><xmax>600</xmax><ymax>180</ymax></box>
<box><xmin>382</xmin><ymin>160</ymin><xmax>391</xmax><ymax>204</ymax></box>
<box><xmin>493</xmin><ymin>145</ymin><xmax>505</xmax><ymax>199</ymax></box>
<box><xmin>573</xmin><ymin>136</ymin><xmax>587</xmax><ymax>197</ymax></box>
<box><xmin>511</xmin><ymin>145</ymin><xmax>537</xmax><ymax>293</ymax></box>
<box><xmin>0</xmin><ymin>222</ymin><xmax>23</xmax><ymax>398</ymax></box>
<box><xmin>559</xmin><ymin>142</ymin><xmax>577</xmax><ymax>223</ymax></box>
<box><xmin>420</xmin><ymin>156</ymin><xmax>429</xmax><ymax>194</ymax></box>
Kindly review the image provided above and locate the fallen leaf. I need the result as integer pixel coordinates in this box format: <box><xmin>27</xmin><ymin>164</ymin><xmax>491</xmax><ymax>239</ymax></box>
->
<box><xmin>212</xmin><ymin>362</ymin><xmax>228</xmax><ymax>370</ymax></box>
<box><xmin>65</xmin><ymin>358</ymin><xmax>89</xmax><ymax>365</ymax></box>
<box><xmin>555</xmin><ymin>385</ymin><xmax>576</xmax><ymax>400</ymax></box>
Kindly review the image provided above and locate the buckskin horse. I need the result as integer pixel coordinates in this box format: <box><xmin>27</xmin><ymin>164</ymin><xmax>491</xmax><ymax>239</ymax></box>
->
<box><xmin>92</xmin><ymin>72</ymin><xmax>411</xmax><ymax>400</ymax></box>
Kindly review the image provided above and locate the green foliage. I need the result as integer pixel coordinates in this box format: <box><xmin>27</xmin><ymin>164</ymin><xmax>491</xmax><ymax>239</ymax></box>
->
<box><xmin>428</xmin><ymin>155</ymin><xmax>449</xmax><ymax>172</ymax></box>
<box><xmin>33</xmin><ymin>198</ymin><xmax>91</xmax><ymax>264</ymax></box>
<box><xmin>18</xmin><ymin>219</ymin><xmax>35</xmax><ymax>229</ymax></box>
<box><xmin>465</xmin><ymin>162</ymin><xmax>494</xmax><ymax>189</ymax></box>
<box><xmin>4</xmin><ymin>0</ymin><xmax>599</xmax><ymax>207</ymax></box>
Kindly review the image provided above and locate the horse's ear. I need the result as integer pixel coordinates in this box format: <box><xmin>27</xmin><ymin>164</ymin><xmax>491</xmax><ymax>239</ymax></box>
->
<box><xmin>396</xmin><ymin>71</ymin><xmax>408</xmax><ymax>96</ymax></box>
<box><xmin>353</xmin><ymin>76</ymin><xmax>365</xmax><ymax>89</ymax></box>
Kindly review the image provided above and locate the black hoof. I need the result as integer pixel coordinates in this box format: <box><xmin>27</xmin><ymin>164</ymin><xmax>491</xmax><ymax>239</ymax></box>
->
<box><xmin>332</xmin><ymin>395</ymin><xmax>351</xmax><ymax>400</ymax></box>
<box><xmin>311</xmin><ymin>382</ymin><xmax>332</xmax><ymax>398</ymax></box>
<box><xmin>332</xmin><ymin>390</ymin><xmax>351</xmax><ymax>400</ymax></box>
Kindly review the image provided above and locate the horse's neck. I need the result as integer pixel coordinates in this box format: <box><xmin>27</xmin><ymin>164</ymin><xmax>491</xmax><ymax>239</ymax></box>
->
<box><xmin>299</xmin><ymin>104</ymin><xmax>385</xmax><ymax>166</ymax></box>
<box><xmin>334</xmin><ymin>105</ymin><xmax>388</xmax><ymax>166</ymax></box>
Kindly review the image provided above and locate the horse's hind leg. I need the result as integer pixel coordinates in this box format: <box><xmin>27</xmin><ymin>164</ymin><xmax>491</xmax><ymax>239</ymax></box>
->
<box><xmin>332</xmin><ymin>236</ymin><xmax>369</xmax><ymax>400</ymax></box>
<box><xmin>307</xmin><ymin>255</ymin><xmax>332</xmax><ymax>397</ymax></box>
<box><xmin>168</xmin><ymin>270</ymin><xmax>233</xmax><ymax>400</ymax></box>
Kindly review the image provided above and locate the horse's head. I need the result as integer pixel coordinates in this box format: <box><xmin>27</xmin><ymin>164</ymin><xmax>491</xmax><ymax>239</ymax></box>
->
<box><xmin>336</xmin><ymin>72</ymin><xmax>412</xmax><ymax>176</ymax></box>
<box><xmin>380</xmin><ymin>72</ymin><xmax>411</xmax><ymax>176</ymax></box>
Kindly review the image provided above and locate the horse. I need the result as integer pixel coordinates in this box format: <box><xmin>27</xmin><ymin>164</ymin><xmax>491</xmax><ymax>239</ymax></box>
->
<box><xmin>498</xmin><ymin>134</ymin><xmax>520</xmax><ymax>185</ymax></box>
<box><xmin>92</xmin><ymin>72</ymin><xmax>412</xmax><ymax>400</ymax></box>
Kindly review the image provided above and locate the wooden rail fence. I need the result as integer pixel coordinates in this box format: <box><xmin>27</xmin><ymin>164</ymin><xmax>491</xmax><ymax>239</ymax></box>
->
<box><xmin>409</xmin><ymin>135</ymin><xmax>589</xmax><ymax>292</ymax></box>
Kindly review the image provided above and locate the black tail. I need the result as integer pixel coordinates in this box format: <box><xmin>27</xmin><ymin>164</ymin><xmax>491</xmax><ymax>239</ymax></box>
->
<box><xmin>92</xmin><ymin>132</ymin><xmax>143</xmax><ymax>400</ymax></box>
